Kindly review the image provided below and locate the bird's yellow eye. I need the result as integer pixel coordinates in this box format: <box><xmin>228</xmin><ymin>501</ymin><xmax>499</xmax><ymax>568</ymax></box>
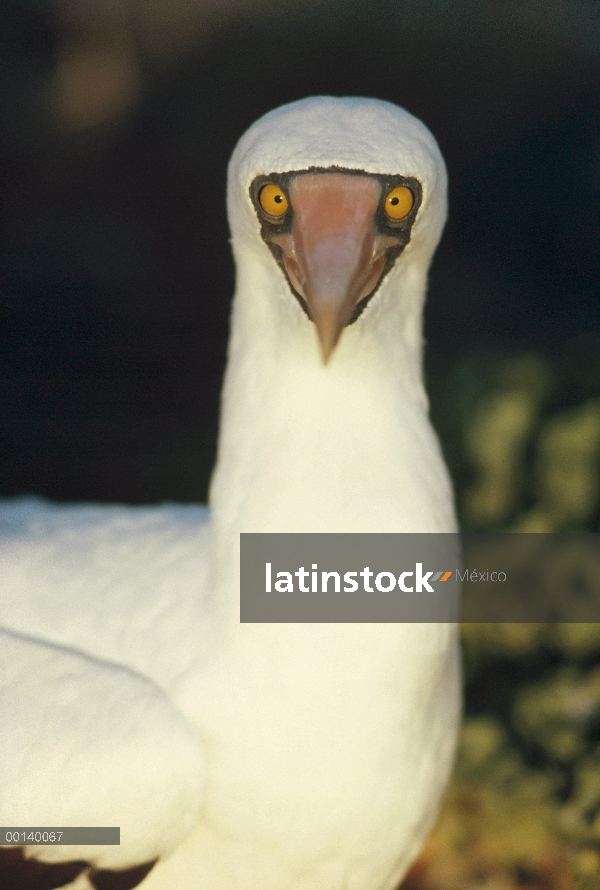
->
<box><xmin>384</xmin><ymin>186</ymin><xmax>414</xmax><ymax>220</ymax></box>
<box><xmin>259</xmin><ymin>183</ymin><xmax>289</xmax><ymax>217</ymax></box>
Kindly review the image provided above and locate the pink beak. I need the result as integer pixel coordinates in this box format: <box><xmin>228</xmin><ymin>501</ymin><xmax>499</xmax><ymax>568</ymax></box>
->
<box><xmin>271</xmin><ymin>173</ymin><xmax>397</xmax><ymax>362</ymax></box>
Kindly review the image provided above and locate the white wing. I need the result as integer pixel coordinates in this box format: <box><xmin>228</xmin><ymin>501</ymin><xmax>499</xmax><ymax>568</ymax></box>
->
<box><xmin>0</xmin><ymin>498</ymin><xmax>212</xmax><ymax>687</ymax></box>
<box><xmin>0</xmin><ymin>627</ymin><xmax>206</xmax><ymax>871</ymax></box>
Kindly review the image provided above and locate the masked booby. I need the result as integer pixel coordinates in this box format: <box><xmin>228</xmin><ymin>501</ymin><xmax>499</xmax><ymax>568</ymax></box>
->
<box><xmin>0</xmin><ymin>96</ymin><xmax>460</xmax><ymax>890</ymax></box>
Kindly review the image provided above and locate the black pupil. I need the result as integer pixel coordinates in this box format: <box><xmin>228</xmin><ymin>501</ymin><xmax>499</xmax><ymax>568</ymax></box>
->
<box><xmin>274</xmin><ymin>194</ymin><xmax>282</xmax><ymax>203</ymax></box>
<box><xmin>390</xmin><ymin>197</ymin><xmax>399</xmax><ymax>205</ymax></box>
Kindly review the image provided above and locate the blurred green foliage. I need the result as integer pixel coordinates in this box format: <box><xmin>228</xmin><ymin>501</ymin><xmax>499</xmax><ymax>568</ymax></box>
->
<box><xmin>429</xmin><ymin>342</ymin><xmax>600</xmax><ymax>534</ymax></box>
<box><xmin>412</xmin><ymin>347</ymin><xmax>600</xmax><ymax>889</ymax></box>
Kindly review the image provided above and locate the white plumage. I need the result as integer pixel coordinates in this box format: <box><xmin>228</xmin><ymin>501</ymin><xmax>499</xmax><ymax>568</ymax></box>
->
<box><xmin>0</xmin><ymin>96</ymin><xmax>460</xmax><ymax>890</ymax></box>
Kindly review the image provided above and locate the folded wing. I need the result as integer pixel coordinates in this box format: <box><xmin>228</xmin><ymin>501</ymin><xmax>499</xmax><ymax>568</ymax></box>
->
<box><xmin>0</xmin><ymin>628</ymin><xmax>206</xmax><ymax>873</ymax></box>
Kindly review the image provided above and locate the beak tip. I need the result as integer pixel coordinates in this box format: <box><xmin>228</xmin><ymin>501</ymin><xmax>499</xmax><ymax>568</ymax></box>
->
<box><xmin>316</xmin><ymin>326</ymin><xmax>342</xmax><ymax>365</ymax></box>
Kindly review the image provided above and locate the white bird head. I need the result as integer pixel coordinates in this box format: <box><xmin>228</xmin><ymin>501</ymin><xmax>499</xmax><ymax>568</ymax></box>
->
<box><xmin>212</xmin><ymin>97</ymin><xmax>455</xmax><ymax>537</ymax></box>
<box><xmin>227</xmin><ymin>96</ymin><xmax>448</xmax><ymax>363</ymax></box>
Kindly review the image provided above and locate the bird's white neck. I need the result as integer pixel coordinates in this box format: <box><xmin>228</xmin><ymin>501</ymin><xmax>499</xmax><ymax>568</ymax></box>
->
<box><xmin>209</xmin><ymin>243</ymin><xmax>456</xmax><ymax>552</ymax></box>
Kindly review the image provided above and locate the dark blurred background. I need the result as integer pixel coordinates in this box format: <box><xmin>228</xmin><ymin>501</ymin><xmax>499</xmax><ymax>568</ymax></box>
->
<box><xmin>1</xmin><ymin>3</ymin><xmax>600</xmax><ymax>886</ymax></box>
<box><xmin>1</xmin><ymin>0</ymin><xmax>598</xmax><ymax>528</ymax></box>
